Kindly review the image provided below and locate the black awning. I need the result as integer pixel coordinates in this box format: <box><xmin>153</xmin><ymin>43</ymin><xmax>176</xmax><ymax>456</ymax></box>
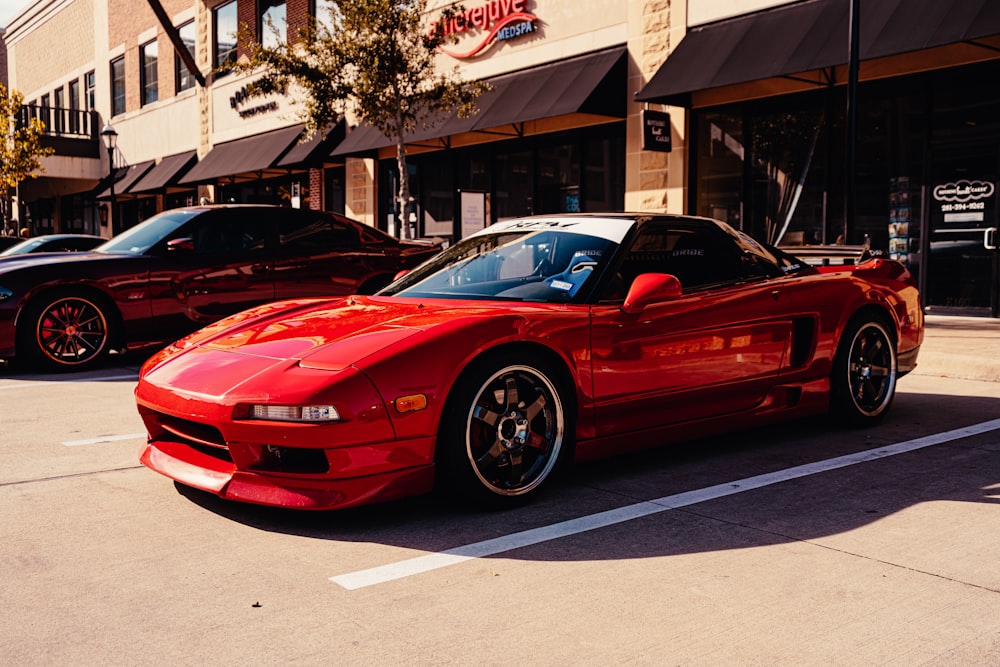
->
<box><xmin>636</xmin><ymin>0</ymin><xmax>1000</xmax><ymax>106</ymax></box>
<box><xmin>96</xmin><ymin>160</ymin><xmax>155</xmax><ymax>199</ymax></box>
<box><xmin>179</xmin><ymin>124</ymin><xmax>305</xmax><ymax>184</ymax></box>
<box><xmin>331</xmin><ymin>46</ymin><xmax>627</xmax><ymax>157</ymax></box>
<box><xmin>276</xmin><ymin>123</ymin><xmax>344</xmax><ymax>168</ymax></box>
<box><xmin>129</xmin><ymin>151</ymin><xmax>198</xmax><ymax>193</ymax></box>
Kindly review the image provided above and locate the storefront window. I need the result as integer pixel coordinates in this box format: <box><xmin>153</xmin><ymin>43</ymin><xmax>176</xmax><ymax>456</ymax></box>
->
<box><xmin>537</xmin><ymin>140</ymin><xmax>580</xmax><ymax>214</ymax></box>
<box><xmin>495</xmin><ymin>149</ymin><xmax>533</xmax><ymax>219</ymax></box>
<box><xmin>584</xmin><ymin>133</ymin><xmax>625</xmax><ymax>212</ymax></box>
<box><xmin>695</xmin><ymin>111</ymin><xmax>745</xmax><ymax>231</ymax></box>
<box><xmin>219</xmin><ymin>175</ymin><xmax>308</xmax><ymax>208</ymax></box>
<box><xmin>749</xmin><ymin>109</ymin><xmax>825</xmax><ymax>245</ymax></box>
<box><xmin>421</xmin><ymin>159</ymin><xmax>454</xmax><ymax>238</ymax></box>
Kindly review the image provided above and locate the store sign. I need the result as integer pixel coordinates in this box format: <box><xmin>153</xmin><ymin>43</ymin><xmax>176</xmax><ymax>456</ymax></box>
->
<box><xmin>641</xmin><ymin>109</ymin><xmax>672</xmax><ymax>152</ymax></box>
<box><xmin>932</xmin><ymin>179</ymin><xmax>996</xmax><ymax>223</ymax></box>
<box><xmin>430</xmin><ymin>0</ymin><xmax>538</xmax><ymax>59</ymax></box>
<box><xmin>229</xmin><ymin>81</ymin><xmax>287</xmax><ymax>120</ymax></box>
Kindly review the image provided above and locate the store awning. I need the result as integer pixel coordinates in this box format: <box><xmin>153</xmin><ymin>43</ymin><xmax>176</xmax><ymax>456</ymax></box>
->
<box><xmin>95</xmin><ymin>160</ymin><xmax>155</xmax><ymax>199</ymax></box>
<box><xmin>636</xmin><ymin>0</ymin><xmax>1000</xmax><ymax>107</ymax></box>
<box><xmin>129</xmin><ymin>150</ymin><xmax>197</xmax><ymax>193</ymax></box>
<box><xmin>331</xmin><ymin>46</ymin><xmax>627</xmax><ymax>157</ymax></box>
<box><xmin>276</xmin><ymin>123</ymin><xmax>344</xmax><ymax>167</ymax></box>
<box><xmin>179</xmin><ymin>124</ymin><xmax>305</xmax><ymax>184</ymax></box>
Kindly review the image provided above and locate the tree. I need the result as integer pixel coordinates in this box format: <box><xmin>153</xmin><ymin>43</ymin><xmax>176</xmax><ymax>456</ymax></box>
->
<box><xmin>234</xmin><ymin>0</ymin><xmax>488</xmax><ymax>238</ymax></box>
<box><xmin>0</xmin><ymin>84</ymin><xmax>54</xmax><ymax>234</ymax></box>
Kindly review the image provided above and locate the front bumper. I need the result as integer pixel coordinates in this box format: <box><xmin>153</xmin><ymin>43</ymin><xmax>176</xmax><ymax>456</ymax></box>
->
<box><xmin>139</xmin><ymin>435</ymin><xmax>435</xmax><ymax>510</ymax></box>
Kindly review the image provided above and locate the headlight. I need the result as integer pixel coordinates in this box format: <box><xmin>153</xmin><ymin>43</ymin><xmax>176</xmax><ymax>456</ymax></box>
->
<box><xmin>0</xmin><ymin>287</ymin><xmax>12</xmax><ymax>302</ymax></box>
<box><xmin>246</xmin><ymin>405</ymin><xmax>341</xmax><ymax>422</ymax></box>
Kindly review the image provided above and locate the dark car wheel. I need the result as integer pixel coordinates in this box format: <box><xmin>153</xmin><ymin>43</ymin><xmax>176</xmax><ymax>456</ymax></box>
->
<box><xmin>438</xmin><ymin>353</ymin><xmax>572</xmax><ymax>507</ymax></box>
<box><xmin>21</xmin><ymin>293</ymin><xmax>115</xmax><ymax>370</ymax></box>
<box><xmin>831</xmin><ymin>315</ymin><xmax>897</xmax><ymax>425</ymax></box>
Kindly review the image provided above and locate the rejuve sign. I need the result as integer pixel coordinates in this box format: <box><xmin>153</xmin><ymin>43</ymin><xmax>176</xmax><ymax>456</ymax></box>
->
<box><xmin>429</xmin><ymin>0</ymin><xmax>538</xmax><ymax>59</ymax></box>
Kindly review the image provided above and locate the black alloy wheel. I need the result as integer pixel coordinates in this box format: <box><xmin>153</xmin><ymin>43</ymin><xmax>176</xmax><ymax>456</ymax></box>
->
<box><xmin>832</xmin><ymin>316</ymin><xmax>897</xmax><ymax>425</ymax></box>
<box><xmin>439</xmin><ymin>353</ymin><xmax>571</xmax><ymax>507</ymax></box>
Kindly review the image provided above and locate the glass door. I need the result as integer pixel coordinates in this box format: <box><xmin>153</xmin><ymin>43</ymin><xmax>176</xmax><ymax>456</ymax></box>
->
<box><xmin>925</xmin><ymin>146</ymin><xmax>999</xmax><ymax>316</ymax></box>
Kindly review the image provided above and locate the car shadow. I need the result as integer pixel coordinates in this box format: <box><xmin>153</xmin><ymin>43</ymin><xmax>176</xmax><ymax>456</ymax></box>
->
<box><xmin>169</xmin><ymin>388</ymin><xmax>1000</xmax><ymax>564</ymax></box>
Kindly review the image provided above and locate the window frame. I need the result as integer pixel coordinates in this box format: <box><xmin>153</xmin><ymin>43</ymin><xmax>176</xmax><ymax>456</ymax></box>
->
<box><xmin>110</xmin><ymin>57</ymin><xmax>126</xmax><ymax>117</ymax></box>
<box><xmin>213</xmin><ymin>0</ymin><xmax>238</xmax><ymax>74</ymax></box>
<box><xmin>140</xmin><ymin>39</ymin><xmax>159</xmax><ymax>106</ymax></box>
<box><xmin>258</xmin><ymin>0</ymin><xmax>287</xmax><ymax>49</ymax></box>
<box><xmin>175</xmin><ymin>20</ymin><xmax>197</xmax><ymax>94</ymax></box>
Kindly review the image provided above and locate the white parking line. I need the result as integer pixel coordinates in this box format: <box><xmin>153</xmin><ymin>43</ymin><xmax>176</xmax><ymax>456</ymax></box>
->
<box><xmin>62</xmin><ymin>433</ymin><xmax>147</xmax><ymax>447</ymax></box>
<box><xmin>330</xmin><ymin>418</ymin><xmax>1000</xmax><ymax>590</ymax></box>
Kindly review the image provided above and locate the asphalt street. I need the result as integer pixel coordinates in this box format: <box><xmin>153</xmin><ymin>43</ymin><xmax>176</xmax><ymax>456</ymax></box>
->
<box><xmin>0</xmin><ymin>315</ymin><xmax>998</xmax><ymax>665</ymax></box>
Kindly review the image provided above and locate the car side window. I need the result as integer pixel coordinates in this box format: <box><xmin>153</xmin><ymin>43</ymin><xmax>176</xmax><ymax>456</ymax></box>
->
<box><xmin>615</xmin><ymin>224</ymin><xmax>745</xmax><ymax>293</ymax></box>
<box><xmin>278</xmin><ymin>211</ymin><xmax>361</xmax><ymax>252</ymax></box>
<box><xmin>192</xmin><ymin>211</ymin><xmax>268</xmax><ymax>254</ymax></box>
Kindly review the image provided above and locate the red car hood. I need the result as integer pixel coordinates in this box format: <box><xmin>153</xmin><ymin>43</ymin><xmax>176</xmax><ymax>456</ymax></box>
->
<box><xmin>179</xmin><ymin>295</ymin><xmax>501</xmax><ymax>371</ymax></box>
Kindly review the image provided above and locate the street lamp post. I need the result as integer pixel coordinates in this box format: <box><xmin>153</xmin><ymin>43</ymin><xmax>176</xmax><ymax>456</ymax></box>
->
<box><xmin>100</xmin><ymin>123</ymin><xmax>118</xmax><ymax>235</ymax></box>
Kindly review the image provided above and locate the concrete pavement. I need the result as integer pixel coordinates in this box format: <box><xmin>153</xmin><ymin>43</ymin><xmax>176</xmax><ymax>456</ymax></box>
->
<box><xmin>914</xmin><ymin>315</ymin><xmax>1000</xmax><ymax>383</ymax></box>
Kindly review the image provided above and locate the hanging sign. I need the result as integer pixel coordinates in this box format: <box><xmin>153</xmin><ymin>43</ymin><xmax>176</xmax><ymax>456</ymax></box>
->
<box><xmin>642</xmin><ymin>109</ymin><xmax>672</xmax><ymax>152</ymax></box>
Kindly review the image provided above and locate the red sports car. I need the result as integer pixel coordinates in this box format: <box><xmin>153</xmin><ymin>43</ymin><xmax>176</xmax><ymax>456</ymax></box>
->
<box><xmin>136</xmin><ymin>213</ymin><xmax>923</xmax><ymax>510</ymax></box>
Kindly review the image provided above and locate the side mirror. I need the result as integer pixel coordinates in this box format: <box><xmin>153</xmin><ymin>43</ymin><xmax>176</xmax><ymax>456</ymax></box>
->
<box><xmin>621</xmin><ymin>273</ymin><xmax>682</xmax><ymax>315</ymax></box>
<box><xmin>167</xmin><ymin>237</ymin><xmax>195</xmax><ymax>252</ymax></box>
<box><xmin>393</xmin><ymin>269</ymin><xmax>410</xmax><ymax>281</ymax></box>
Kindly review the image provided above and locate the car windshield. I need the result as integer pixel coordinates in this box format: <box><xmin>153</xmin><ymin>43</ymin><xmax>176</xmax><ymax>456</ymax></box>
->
<box><xmin>380</xmin><ymin>228</ymin><xmax>619</xmax><ymax>303</ymax></box>
<box><xmin>97</xmin><ymin>209</ymin><xmax>202</xmax><ymax>255</ymax></box>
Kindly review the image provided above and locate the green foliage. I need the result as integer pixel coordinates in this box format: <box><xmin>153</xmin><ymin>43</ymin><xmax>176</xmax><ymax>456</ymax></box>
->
<box><xmin>0</xmin><ymin>84</ymin><xmax>54</xmax><ymax>226</ymax></box>
<box><xmin>233</xmin><ymin>0</ymin><xmax>488</xmax><ymax>237</ymax></box>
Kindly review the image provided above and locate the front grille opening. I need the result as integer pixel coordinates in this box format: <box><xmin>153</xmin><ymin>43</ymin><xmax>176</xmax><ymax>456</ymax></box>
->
<box><xmin>252</xmin><ymin>445</ymin><xmax>330</xmax><ymax>474</ymax></box>
<box><xmin>149</xmin><ymin>412</ymin><xmax>233</xmax><ymax>463</ymax></box>
<box><xmin>157</xmin><ymin>414</ymin><xmax>227</xmax><ymax>449</ymax></box>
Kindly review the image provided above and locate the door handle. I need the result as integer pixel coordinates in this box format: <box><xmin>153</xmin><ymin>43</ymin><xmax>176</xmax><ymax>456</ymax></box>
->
<box><xmin>985</xmin><ymin>227</ymin><xmax>997</xmax><ymax>251</ymax></box>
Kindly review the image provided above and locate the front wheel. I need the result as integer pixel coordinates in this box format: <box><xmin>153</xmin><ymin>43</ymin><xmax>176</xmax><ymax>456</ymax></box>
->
<box><xmin>831</xmin><ymin>317</ymin><xmax>897</xmax><ymax>425</ymax></box>
<box><xmin>20</xmin><ymin>293</ymin><xmax>115</xmax><ymax>371</ymax></box>
<box><xmin>437</xmin><ymin>354</ymin><xmax>572</xmax><ymax>507</ymax></box>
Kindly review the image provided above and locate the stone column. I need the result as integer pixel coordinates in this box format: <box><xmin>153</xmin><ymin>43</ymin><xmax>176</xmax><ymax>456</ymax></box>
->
<box><xmin>625</xmin><ymin>0</ymin><xmax>687</xmax><ymax>214</ymax></box>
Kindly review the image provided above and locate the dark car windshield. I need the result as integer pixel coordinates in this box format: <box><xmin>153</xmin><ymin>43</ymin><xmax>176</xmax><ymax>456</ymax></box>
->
<box><xmin>380</xmin><ymin>228</ymin><xmax>618</xmax><ymax>303</ymax></box>
<box><xmin>97</xmin><ymin>209</ymin><xmax>202</xmax><ymax>255</ymax></box>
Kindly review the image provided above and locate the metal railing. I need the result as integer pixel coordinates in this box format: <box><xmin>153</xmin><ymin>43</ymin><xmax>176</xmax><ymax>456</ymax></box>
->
<box><xmin>18</xmin><ymin>104</ymin><xmax>97</xmax><ymax>140</ymax></box>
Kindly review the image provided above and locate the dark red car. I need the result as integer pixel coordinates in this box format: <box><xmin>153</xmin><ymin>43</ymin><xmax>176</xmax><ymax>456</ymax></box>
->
<box><xmin>0</xmin><ymin>205</ymin><xmax>440</xmax><ymax>370</ymax></box>
<box><xmin>135</xmin><ymin>213</ymin><xmax>924</xmax><ymax>510</ymax></box>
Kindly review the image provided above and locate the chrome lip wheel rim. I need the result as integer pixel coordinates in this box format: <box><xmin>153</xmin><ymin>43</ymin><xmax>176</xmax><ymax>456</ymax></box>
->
<box><xmin>465</xmin><ymin>365</ymin><xmax>564</xmax><ymax>497</ymax></box>
<box><xmin>847</xmin><ymin>323</ymin><xmax>896</xmax><ymax>416</ymax></box>
<box><xmin>36</xmin><ymin>297</ymin><xmax>109</xmax><ymax>366</ymax></box>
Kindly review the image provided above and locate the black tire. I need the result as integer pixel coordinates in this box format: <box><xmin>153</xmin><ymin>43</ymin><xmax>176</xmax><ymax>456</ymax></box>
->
<box><xmin>19</xmin><ymin>292</ymin><xmax>116</xmax><ymax>371</ymax></box>
<box><xmin>437</xmin><ymin>352</ymin><xmax>573</xmax><ymax>508</ymax></box>
<box><xmin>831</xmin><ymin>315</ymin><xmax>897</xmax><ymax>426</ymax></box>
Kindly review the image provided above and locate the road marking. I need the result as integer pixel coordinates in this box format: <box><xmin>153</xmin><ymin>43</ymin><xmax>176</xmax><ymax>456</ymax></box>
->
<box><xmin>0</xmin><ymin>373</ymin><xmax>139</xmax><ymax>391</ymax></box>
<box><xmin>330</xmin><ymin>418</ymin><xmax>1000</xmax><ymax>590</ymax></box>
<box><xmin>62</xmin><ymin>433</ymin><xmax>147</xmax><ymax>447</ymax></box>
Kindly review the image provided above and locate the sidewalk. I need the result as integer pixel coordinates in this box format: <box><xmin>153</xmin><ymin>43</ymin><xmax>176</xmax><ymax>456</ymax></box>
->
<box><xmin>912</xmin><ymin>315</ymin><xmax>1000</xmax><ymax>383</ymax></box>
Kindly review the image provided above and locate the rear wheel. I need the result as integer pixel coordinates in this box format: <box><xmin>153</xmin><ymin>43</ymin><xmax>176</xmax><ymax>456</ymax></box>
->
<box><xmin>20</xmin><ymin>292</ymin><xmax>116</xmax><ymax>371</ymax></box>
<box><xmin>437</xmin><ymin>353</ymin><xmax>572</xmax><ymax>507</ymax></box>
<box><xmin>831</xmin><ymin>316</ymin><xmax>897</xmax><ymax>425</ymax></box>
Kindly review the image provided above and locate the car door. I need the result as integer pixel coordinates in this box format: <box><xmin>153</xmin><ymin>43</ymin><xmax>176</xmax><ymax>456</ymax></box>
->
<box><xmin>271</xmin><ymin>209</ymin><xmax>373</xmax><ymax>299</ymax></box>
<box><xmin>590</xmin><ymin>222</ymin><xmax>798</xmax><ymax>436</ymax></box>
<box><xmin>149</xmin><ymin>208</ymin><xmax>274</xmax><ymax>332</ymax></box>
